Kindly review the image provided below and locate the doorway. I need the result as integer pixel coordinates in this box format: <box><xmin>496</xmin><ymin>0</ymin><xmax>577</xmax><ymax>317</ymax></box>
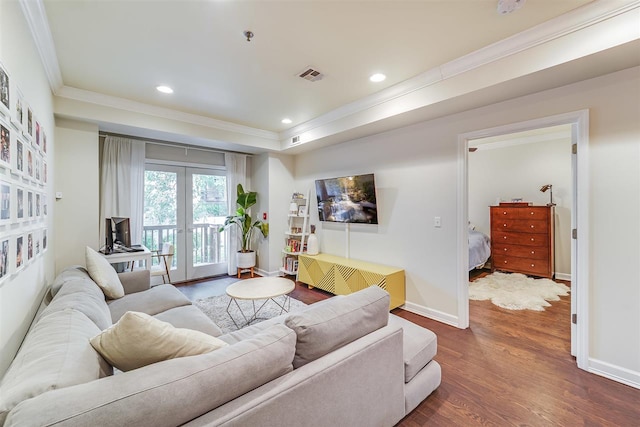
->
<box><xmin>457</xmin><ymin>110</ymin><xmax>590</xmax><ymax>370</ymax></box>
<box><xmin>143</xmin><ymin>163</ymin><xmax>229</xmax><ymax>282</ymax></box>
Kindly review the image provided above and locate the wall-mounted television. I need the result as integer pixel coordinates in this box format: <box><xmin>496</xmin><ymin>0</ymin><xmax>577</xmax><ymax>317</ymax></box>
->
<box><xmin>315</xmin><ymin>173</ymin><xmax>378</xmax><ymax>224</ymax></box>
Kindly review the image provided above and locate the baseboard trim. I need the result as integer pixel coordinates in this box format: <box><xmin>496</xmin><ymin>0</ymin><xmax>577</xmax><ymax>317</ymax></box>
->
<box><xmin>588</xmin><ymin>358</ymin><xmax>640</xmax><ymax>389</ymax></box>
<box><xmin>555</xmin><ymin>272</ymin><xmax>572</xmax><ymax>281</ymax></box>
<box><xmin>402</xmin><ymin>301</ymin><xmax>462</xmax><ymax>329</ymax></box>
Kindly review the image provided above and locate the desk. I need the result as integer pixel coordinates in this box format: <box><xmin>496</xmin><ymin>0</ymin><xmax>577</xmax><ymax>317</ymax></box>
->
<box><xmin>101</xmin><ymin>246</ymin><xmax>152</xmax><ymax>270</ymax></box>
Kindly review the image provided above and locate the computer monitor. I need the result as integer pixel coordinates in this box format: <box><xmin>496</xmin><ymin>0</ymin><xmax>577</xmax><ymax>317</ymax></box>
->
<box><xmin>105</xmin><ymin>218</ymin><xmax>114</xmax><ymax>253</ymax></box>
<box><xmin>112</xmin><ymin>217</ymin><xmax>131</xmax><ymax>248</ymax></box>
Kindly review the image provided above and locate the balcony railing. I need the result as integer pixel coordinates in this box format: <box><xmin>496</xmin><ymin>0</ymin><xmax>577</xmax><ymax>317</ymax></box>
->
<box><xmin>143</xmin><ymin>224</ymin><xmax>226</xmax><ymax>268</ymax></box>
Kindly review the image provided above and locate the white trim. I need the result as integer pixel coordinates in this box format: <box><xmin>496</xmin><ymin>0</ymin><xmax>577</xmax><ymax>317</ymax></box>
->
<box><xmin>402</xmin><ymin>302</ymin><xmax>460</xmax><ymax>329</ymax></box>
<box><xmin>554</xmin><ymin>272</ymin><xmax>572</xmax><ymax>281</ymax></box>
<box><xmin>57</xmin><ymin>86</ymin><xmax>279</xmax><ymax>141</ymax></box>
<box><xmin>470</xmin><ymin>130</ymin><xmax>572</xmax><ymax>151</ymax></box>
<box><xmin>281</xmin><ymin>1</ymin><xmax>639</xmax><ymax>144</ymax></box>
<box><xmin>457</xmin><ymin>132</ymin><xmax>470</xmax><ymax>329</ymax></box>
<box><xmin>19</xmin><ymin>0</ymin><xmax>63</xmax><ymax>92</ymax></box>
<box><xmin>145</xmin><ymin>159</ymin><xmax>225</xmax><ymax>171</ymax></box>
<box><xmin>457</xmin><ymin>109</ymin><xmax>590</xmax><ymax>371</ymax></box>
<box><xmin>574</xmin><ymin>110</ymin><xmax>590</xmax><ymax>370</ymax></box>
<box><xmin>589</xmin><ymin>358</ymin><xmax>640</xmax><ymax>390</ymax></box>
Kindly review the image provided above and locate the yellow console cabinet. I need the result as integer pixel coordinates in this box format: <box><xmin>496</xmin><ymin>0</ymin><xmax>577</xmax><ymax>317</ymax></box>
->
<box><xmin>297</xmin><ymin>253</ymin><xmax>405</xmax><ymax>310</ymax></box>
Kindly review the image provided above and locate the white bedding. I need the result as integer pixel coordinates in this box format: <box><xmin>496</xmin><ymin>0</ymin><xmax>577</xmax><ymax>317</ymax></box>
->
<box><xmin>469</xmin><ymin>229</ymin><xmax>491</xmax><ymax>271</ymax></box>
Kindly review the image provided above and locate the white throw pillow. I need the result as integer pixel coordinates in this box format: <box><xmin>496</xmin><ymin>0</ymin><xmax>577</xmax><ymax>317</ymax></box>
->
<box><xmin>85</xmin><ymin>246</ymin><xmax>125</xmax><ymax>299</ymax></box>
<box><xmin>90</xmin><ymin>311</ymin><xmax>228</xmax><ymax>371</ymax></box>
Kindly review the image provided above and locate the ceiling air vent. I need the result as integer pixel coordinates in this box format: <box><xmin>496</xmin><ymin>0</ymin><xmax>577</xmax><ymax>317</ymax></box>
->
<box><xmin>291</xmin><ymin>136</ymin><xmax>301</xmax><ymax>144</ymax></box>
<box><xmin>298</xmin><ymin>67</ymin><xmax>324</xmax><ymax>82</ymax></box>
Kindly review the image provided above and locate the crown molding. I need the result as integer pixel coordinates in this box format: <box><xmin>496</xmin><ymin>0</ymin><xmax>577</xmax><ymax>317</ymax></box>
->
<box><xmin>281</xmin><ymin>0</ymin><xmax>640</xmax><ymax>143</ymax></box>
<box><xmin>56</xmin><ymin>85</ymin><xmax>279</xmax><ymax>141</ymax></box>
<box><xmin>19</xmin><ymin>0</ymin><xmax>63</xmax><ymax>93</ymax></box>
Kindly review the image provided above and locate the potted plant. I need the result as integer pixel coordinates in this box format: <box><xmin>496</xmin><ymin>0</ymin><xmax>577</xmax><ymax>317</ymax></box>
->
<box><xmin>219</xmin><ymin>184</ymin><xmax>269</xmax><ymax>270</ymax></box>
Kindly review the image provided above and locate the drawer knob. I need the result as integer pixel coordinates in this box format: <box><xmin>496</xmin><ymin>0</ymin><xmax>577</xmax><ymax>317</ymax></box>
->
<box><xmin>504</xmin><ymin>261</ymin><xmax>508</xmax><ymax>264</ymax></box>
<box><xmin>531</xmin><ymin>264</ymin><xmax>535</xmax><ymax>267</ymax></box>
<box><xmin>504</xmin><ymin>248</ymin><xmax>508</xmax><ymax>251</ymax></box>
<box><xmin>530</xmin><ymin>225</ymin><xmax>535</xmax><ymax>228</ymax></box>
<box><xmin>503</xmin><ymin>211</ymin><xmax>507</xmax><ymax>215</ymax></box>
<box><xmin>504</xmin><ymin>236</ymin><xmax>507</xmax><ymax>240</ymax></box>
<box><xmin>531</xmin><ymin>251</ymin><xmax>535</xmax><ymax>254</ymax></box>
<box><xmin>503</xmin><ymin>224</ymin><xmax>507</xmax><ymax>227</ymax></box>
<box><xmin>531</xmin><ymin>238</ymin><xmax>535</xmax><ymax>241</ymax></box>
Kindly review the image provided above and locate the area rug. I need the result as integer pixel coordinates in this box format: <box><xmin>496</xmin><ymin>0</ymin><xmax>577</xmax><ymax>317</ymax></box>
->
<box><xmin>469</xmin><ymin>272</ymin><xmax>570</xmax><ymax>311</ymax></box>
<box><xmin>194</xmin><ymin>294</ymin><xmax>307</xmax><ymax>333</ymax></box>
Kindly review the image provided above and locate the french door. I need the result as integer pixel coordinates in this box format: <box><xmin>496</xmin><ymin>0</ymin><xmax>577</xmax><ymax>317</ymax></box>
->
<box><xmin>143</xmin><ymin>163</ymin><xmax>228</xmax><ymax>282</ymax></box>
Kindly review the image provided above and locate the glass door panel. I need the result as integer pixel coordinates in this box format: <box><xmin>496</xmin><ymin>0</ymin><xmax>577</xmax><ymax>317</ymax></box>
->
<box><xmin>143</xmin><ymin>165</ymin><xmax>186</xmax><ymax>282</ymax></box>
<box><xmin>186</xmin><ymin>168</ymin><xmax>228</xmax><ymax>279</ymax></box>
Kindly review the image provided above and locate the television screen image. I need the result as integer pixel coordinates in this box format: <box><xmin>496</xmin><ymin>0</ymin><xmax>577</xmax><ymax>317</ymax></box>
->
<box><xmin>315</xmin><ymin>173</ymin><xmax>378</xmax><ymax>224</ymax></box>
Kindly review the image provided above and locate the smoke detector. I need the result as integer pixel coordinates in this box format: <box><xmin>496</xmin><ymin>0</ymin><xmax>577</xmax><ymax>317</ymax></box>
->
<box><xmin>497</xmin><ymin>0</ymin><xmax>526</xmax><ymax>14</ymax></box>
<box><xmin>297</xmin><ymin>67</ymin><xmax>324</xmax><ymax>82</ymax></box>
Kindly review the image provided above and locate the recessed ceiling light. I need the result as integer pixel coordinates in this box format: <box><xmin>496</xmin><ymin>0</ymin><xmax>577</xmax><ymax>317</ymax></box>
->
<box><xmin>369</xmin><ymin>73</ymin><xmax>386</xmax><ymax>83</ymax></box>
<box><xmin>281</xmin><ymin>118</ymin><xmax>292</xmax><ymax>124</ymax></box>
<box><xmin>156</xmin><ymin>85</ymin><xmax>174</xmax><ymax>94</ymax></box>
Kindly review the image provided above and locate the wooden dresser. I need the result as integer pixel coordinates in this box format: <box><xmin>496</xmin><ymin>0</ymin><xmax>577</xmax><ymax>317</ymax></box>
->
<box><xmin>490</xmin><ymin>204</ymin><xmax>554</xmax><ymax>278</ymax></box>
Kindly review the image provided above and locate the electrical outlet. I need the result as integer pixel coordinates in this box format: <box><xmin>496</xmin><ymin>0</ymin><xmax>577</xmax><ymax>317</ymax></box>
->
<box><xmin>434</xmin><ymin>217</ymin><xmax>441</xmax><ymax>228</ymax></box>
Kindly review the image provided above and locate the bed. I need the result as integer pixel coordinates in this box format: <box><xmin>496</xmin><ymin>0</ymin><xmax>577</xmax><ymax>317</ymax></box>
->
<box><xmin>469</xmin><ymin>229</ymin><xmax>491</xmax><ymax>271</ymax></box>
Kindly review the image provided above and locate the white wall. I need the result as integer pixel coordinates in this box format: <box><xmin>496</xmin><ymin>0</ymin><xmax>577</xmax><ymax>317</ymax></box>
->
<box><xmin>468</xmin><ymin>137</ymin><xmax>572</xmax><ymax>276</ymax></box>
<box><xmin>54</xmin><ymin>118</ymin><xmax>99</xmax><ymax>272</ymax></box>
<box><xmin>294</xmin><ymin>66</ymin><xmax>640</xmax><ymax>382</ymax></box>
<box><xmin>251</xmin><ymin>152</ymin><xmax>296</xmax><ymax>276</ymax></box>
<box><xmin>0</xmin><ymin>0</ymin><xmax>55</xmax><ymax>377</ymax></box>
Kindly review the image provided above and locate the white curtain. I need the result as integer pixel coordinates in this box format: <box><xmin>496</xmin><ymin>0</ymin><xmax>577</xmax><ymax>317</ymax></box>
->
<box><xmin>224</xmin><ymin>152</ymin><xmax>247</xmax><ymax>275</ymax></box>
<box><xmin>100</xmin><ymin>136</ymin><xmax>146</xmax><ymax>247</ymax></box>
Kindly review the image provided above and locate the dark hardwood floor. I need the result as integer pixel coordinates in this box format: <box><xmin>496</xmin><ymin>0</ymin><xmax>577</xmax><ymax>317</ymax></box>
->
<box><xmin>176</xmin><ymin>273</ymin><xmax>639</xmax><ymax>426</ymax></box>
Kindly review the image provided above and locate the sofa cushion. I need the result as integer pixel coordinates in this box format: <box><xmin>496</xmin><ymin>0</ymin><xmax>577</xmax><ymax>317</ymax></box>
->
<box><xmin>388</xmin><ymin>314</ymin><xmax>438</xmax><ymax>383</ymax></box>
<box><xmin>107</xmin><ymin>284</ymin><xmax>191</xmax><ymax>322</ymax></box>
<box><xmin>154</xmin><ymin>305</ymin><xmax>223</xmax><ymax>337</ymax></box>
<box><xmin>40</xmin><ymin>277</ymin><xmax>112</xmax><ymax>330</ymax></box>
<box><xmin>285</xmin><ymin>285</ymin><xmax>390</xmax><ymax>368</ymax></box>
<box><xmin>85</xmin><ymin>246</ymin><xmax>125</xmax><ymax>299</ymax></box>
<box><xmin>5</xmin><ymin>324</ymin><xmax>296</xmax><ymax>427</ymax></box>
<box><xmin>91</xmin><ymin>311</ymin><xmax>228</xmax><ymax>372</ymax></box>
<box><xmin>0</xmin><ymin>309</ymin><xmax>111</xmax><ymax>425</ymax></box>
<box><xmin>50</xmin><ymin>266</ymin><xmax>91</xmax><ymax>297</ymax></box>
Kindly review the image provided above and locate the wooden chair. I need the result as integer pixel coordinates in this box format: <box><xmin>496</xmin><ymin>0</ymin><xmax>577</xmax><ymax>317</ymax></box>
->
<box><xmin>151</xmin><ymin>243</ymin><xmax>174</xmax><ymax>284</ymax></box>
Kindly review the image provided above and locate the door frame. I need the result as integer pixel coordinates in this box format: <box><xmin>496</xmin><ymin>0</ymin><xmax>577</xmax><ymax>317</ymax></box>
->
<box><xmin>144</xmin><ymin>163</ymin><xmax>187</xmax><ymax>282</ymax></box>
<box><xmin>185</xmin><ymin>167</ymin><xmax>229</xmax><ymax>279</ymax></box>
<box><xmin>145</xmin><ymin>161</ymin><xmax>228</xmax><ymax>283</ymax></box>
<box><xmin>456</xmin><ymin>109</ymin><xmax>589</xmax><ymax>370</ymax></box>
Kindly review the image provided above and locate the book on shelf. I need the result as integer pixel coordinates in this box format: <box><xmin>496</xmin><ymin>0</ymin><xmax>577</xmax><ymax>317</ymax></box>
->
<box><xmin>283</xmin><ymin>256</ymin><xmax>299</xmax><ymax>273</ymax></box>
<box><xmin>286</xmin><ymin>238</ymin><xmax>303</xmax><ymax>253</ymax></box>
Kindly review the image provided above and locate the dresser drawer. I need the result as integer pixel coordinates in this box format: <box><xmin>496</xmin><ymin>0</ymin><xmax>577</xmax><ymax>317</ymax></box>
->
<box><xmin>492</xmin><ymin>255</ymin><xmax>550</xmax><ymax>276</ymax></box>
<box><xmin>493</xmin><ymin>244</ymin><xmax>547</xmax><ymax>260</ymax></box>
<box><xmin>492</xmin><ymin>219</ymin><xmax>548</xmax><ymax>234</ymax></box>
<box><xmin>491</xmin><ymin>206</ymin><xmax>550</xmax><ymax>220</ymax></box>
<box><xmin>492</xmin><ymin>231</ymin><xmax>549</xmax><ymax>247</ymax></box>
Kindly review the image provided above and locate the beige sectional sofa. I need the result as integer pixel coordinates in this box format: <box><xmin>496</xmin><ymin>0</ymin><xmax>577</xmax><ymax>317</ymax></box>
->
<box><xmin>0</xmin><ymin>266</ymin><xmax>441</xmax><ymax>426</ymax></box>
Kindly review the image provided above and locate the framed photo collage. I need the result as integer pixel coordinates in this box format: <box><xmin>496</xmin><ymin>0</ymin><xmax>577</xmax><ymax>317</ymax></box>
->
<box><xmin>0</xmin><ymin>60</ymin><xmax>48</xmax><ymax>285</ymax></box>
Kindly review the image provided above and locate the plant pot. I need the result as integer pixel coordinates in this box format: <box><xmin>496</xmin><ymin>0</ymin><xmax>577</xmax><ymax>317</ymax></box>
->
<box><xmin>236</xmin><ymin>251</ymin><xmax>256</xmax><ymax>268</ymax></box>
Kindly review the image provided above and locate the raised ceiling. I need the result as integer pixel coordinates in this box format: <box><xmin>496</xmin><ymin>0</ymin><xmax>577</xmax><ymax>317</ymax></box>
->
<box><xmin>29</xmin><ymin>0</ymin><xmax>639</xmax><ymax>152</ymax></box>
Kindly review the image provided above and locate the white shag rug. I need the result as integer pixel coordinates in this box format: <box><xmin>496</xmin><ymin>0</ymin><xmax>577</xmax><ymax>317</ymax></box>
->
<box><xmin>194</xmin><ymin>294</ymin><xmax>307</xmax><ymax>333</ymax></box>
<box><xmin>469</xmin><ymin>272</ymin><xmax>570</xmax><ymax>311</ymax></box>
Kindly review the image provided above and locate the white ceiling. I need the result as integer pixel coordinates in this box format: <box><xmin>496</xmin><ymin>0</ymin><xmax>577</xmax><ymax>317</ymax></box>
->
<box><xmin>42</xmin><ymin>1</ymin><xmax>595</xmax><ymax>130</ymax></box>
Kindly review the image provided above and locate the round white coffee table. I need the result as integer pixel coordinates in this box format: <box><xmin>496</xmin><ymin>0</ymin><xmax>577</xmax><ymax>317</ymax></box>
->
<box><xmin>225</xmin><ymin>277</ymin><xmax>296</xmax><ymax>329</ymax></box>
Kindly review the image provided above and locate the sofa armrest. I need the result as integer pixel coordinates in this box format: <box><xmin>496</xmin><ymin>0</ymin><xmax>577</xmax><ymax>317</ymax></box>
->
<box><xmin>117</xmin><ymin>270</ymin><xmax>151</xmax><ymax>295</ymax></box>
